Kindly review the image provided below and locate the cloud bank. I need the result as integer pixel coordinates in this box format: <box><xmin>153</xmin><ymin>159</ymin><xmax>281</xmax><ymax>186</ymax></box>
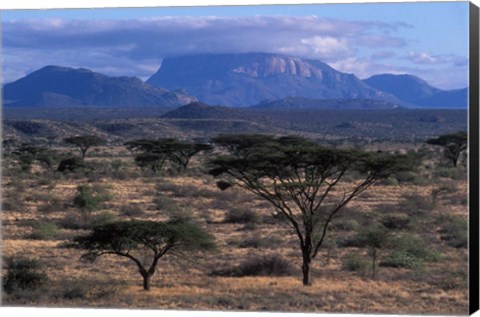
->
<box><xmin>2</xmin><ymin>15</ymin><xmax>468</xmax><ymax>89</ymax></box>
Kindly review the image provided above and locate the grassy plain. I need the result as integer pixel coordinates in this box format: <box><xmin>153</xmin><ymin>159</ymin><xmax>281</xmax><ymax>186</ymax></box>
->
<box><xmin>1</xmin><ymin>143</ymin><xmax>469</xmax><ymax>314</ymax></box>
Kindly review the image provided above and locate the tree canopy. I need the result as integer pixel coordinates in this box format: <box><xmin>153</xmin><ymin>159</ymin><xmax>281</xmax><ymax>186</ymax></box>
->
<box><xmin>125</xmin><ymin>138</ymin><xmax>212</xmax><ymax>173</ymax></box>
<box><xmin>64</xmin><ymin>135</ymin><xmax>106</xmax><ymax>159</ymax></box>
<box><xmin>209</xmin><ymin>134</ymin><xmax>414</xmax><ymax>285</ymax></box>
<box><xmin>71</xmin><ymin>220</ymin><xmax>216</xmax><ymax>290</ymax></box>
<box><xmin>426</xmin><ymin>131</ymin><xmax>467</xmax><ymax>167</ymax></box>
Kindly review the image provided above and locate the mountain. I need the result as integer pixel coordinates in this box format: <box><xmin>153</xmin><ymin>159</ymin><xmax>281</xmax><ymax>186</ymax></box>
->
<box><xmin>251</xmin><ymin>96</ymin><xmax>404</xmax><ymax>110</ymax></box>
<box><xmin>147</xmin><ymin>53</ymin><xmax>399</xmax><ymax>107</ymax></box>
<box><xmin>363</xmin><ymin>74</ymin><xmax>467</xmax><ymax>108</ymax></box>
<box><xmin>3</xmin><ymin>66</ymin><xmax>196</xmax><ymax>108</ymax></box>
<box><xmin>162</xmin><ymin>102</ymin><xmax>243</xmax><ymax>119</ymax></box>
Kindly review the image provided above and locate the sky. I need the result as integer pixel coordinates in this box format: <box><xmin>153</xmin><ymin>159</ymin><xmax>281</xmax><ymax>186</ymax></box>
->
<box><xmin>0</xmin><ymin>1</ymin><xmax>470</xmax><ymax>89</ymax></box>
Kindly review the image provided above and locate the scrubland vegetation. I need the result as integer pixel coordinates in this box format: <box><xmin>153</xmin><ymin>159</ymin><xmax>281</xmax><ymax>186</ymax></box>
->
<box><xmin>1</xmin><ymin>130</ymin><xmax>469</xmax><ymax>314</ymax></box>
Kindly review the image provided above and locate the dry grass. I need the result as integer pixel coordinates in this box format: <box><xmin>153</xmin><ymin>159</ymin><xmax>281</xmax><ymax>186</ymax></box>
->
<box><xmin>1</xmin><ymin>146</ymin><xmax>469</xmax><ymax>314</ymax></box>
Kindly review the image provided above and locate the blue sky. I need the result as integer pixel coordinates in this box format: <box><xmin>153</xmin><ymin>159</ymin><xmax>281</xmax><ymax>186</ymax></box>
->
<box><xmin>1</xmin><ymin>2</ymin><xmax>470</xmax><ymax>89</ymax></box>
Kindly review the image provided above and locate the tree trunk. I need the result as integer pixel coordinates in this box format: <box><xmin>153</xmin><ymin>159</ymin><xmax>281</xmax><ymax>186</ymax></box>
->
<box><xmin>142</xmin><ymin>273</ymin><xmax>152</xmax><ymax>291</ymax></box>
<box><xmin>371</xmin><ymin>249</ymin><xmax>377</xmax><ymax>279</ymax></box>
<box><xmin>302</xmin><ymin>255</ymin><xmax>311</xmax><ymax>286</ymax></box>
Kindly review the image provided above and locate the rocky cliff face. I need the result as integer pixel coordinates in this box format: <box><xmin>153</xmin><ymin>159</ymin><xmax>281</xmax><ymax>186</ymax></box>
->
<box><xmin>147</xmin><ymin>53</ymin><xmax>398</xmax><ymax>107</ymax></box>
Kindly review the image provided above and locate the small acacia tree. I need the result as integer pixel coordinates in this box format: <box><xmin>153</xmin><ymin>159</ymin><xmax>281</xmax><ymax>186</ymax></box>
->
<box><xmin>71</xmin><ymin>220</ymin><xmax>216</xmax><ymax>290</ymax></box>
<box><xmin>125</xmin><ymin>138</ymin><xmax>212</xmax><ymax>173</ymax></box>
<box><xmin>12</xmin><ymin>144</ymin><xmax>60</xmax><ymax>172</ymax></box>
<box><xmin>357</xmin><ymin>225</ymin><xmax>391</xmax><ymax>279</ymax></box>
<box><xmin>209</xmin><ymin>134</ymin><xmax>414</xmax><ymax>285</ymax></box>
<box><xmin>65</xmin><ymin>135</ymin><xmax>106</xmax><ymax>159</ymax></box>
<box><xmin>426</xmin><ymin>131</ymin><xmax>467</xmax><ymax>167</ymax></box>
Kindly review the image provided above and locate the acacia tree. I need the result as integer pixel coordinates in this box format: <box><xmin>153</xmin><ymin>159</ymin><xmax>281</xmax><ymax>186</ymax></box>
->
<box><xmin>12</xmin><ymin>144</ymin><xmax>60</xmax><ymax>172</ymax></box>
<box><xmin>426</xmin><ymin>131</ymin><xmax>467</xmax><ymax>167</ymax></box>
<box><xmin>71</xmin><ymin>220</ymin><xmax>216</xmax><ymax>291</ymax></box>
<box><xmin>65</xmin><ymin>135</ymin><xmax>106</xmax><ymax>159</ymax></box>
<box><xmin>125</xmin><ymin>138</ymin><xmax>212</xmax><ymax>173</ymax></box>
<box><xmin>357</xmin><ymin>225</ymin><xmax>391</xmax><ymax>279</ymax></box>
<box><xmin>209</xmin><ymin>134</ymin><xmax>413</xmax><ymax>285</ymax></box>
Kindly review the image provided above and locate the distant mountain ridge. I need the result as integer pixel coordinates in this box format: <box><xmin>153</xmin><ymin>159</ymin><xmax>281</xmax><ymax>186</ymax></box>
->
<box><xmin>2</xmin><ymin>54</ymin><xmax>468</xmax><ymax>109</ymax></box>
<box><xmin>3</xmin><ymin>66</ymin><xmax>196</xmax><ymax>108</ymax></box>
<box><xmin>162</xmin><ymin>102</ymin><xmax>244</xmax><ymax>119</ymax></box>
<box><xmin>147</xmin><ymin>53</ymin><xmax>400</xmax><ymax>107</ymax></box>
<box><xmin>250</xmin><ymin>96</ymin><xmax>404</xmax><ymax>110</ymax></box>
<box><xmin>363</xmin><ymin>74</ymin><xmax>467</xmax><ymax>108</ymax></box>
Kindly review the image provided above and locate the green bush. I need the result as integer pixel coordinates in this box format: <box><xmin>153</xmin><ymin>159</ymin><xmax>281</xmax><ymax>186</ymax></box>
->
<box><xmin>27</xmin><ymin>221</ymin><xmax>60</xmax><ymax>240</ymax></box>
<box><xmin>438</xmin><ymin>215</ymin><xmax>467</xmax><ymax>248</ymax></box>
<box><xmin>153</xmin><ymin>194</ymin><xmax>176</xmax><ymax>210</ymax></box>
<box><xmin>62</xmin><ymin>280</ymin><xmax>90</xmax><ymax>299</ymax></box>
<box><xmin>37</xmin><ymin>196</ymin><xmax>64</xmax><ymax>213</ymax></box>
<box><xmin>380</xmin><ymin>251</ymin><xmax>423</xmax><ymax>269</ymax></box>
<box><xmin>58</xmin><ymin>156</ymin><xmax>86</xmax><ymax>172</ymax></box>
<box><xmin>330</xmin><ymin>219</ymin><xmax>360</xmax><ymax>231</ymax></box>
<box><xmin>73</xmin><ymin>184</ymin><xmax>110</xmax><ymax>213</ymax></box>
<box><xmin>2</xmin><ymin>257</ymin><xmax>48</xmax><ymax>293</ymax></box>
<box><xmin>381</xmin><ymin>213</ymin><xmax>411</xmax><ymax>230</ymax></box>
<box><xmin>434</xmin><ymin>167</ymin><xmax>467</xmax><ymax>180</ymax></box>
<box><xmin>389</xmin><ymin>235</ymin><xmax>441</xmax><ymax>262</ymax></box>
<box><xmin>224</xmin><ymin>208</ymin><xmax>259</xmax><ymax>224</ymax></box>
<box><xmin>212</xmin><ymin>254</ymin><xmax>294</xmax><ymax>277</ymax></box>
<box><xmin>398</xmin><ymin>193</ymin><xmax>431</xmax><ymax>215</ymax></box>
<box><xmin>342</xmin><ymin>254</ymin><xmax>370</xmax><ymax>273</ymax></box>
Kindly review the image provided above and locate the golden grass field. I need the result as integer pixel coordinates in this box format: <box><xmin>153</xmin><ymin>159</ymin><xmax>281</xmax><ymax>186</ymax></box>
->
<box><xmin>0</xmin><ymin>146</ymin><xmax>469</xmax><ymax>314</ymax></box>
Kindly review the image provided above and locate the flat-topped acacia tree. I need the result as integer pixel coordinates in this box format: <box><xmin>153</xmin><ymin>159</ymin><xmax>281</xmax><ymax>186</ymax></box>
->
<box><xmin>71</xmin><ymin>220</ymin><xmax>216</xmax><ymax>291</ymax></box>
<box><xmin>64</xmin><ymin>135</ymin><xmax>106</xmax><ymax>159</ymax></box>
<box><xmin>426</xmin><ymin>131</ymin><xmax>467</xmax><ymax>167</ymax></box>
<box><xmin>125</xmin><ymin>138</ymin><xmax>212</xmax><ymax>173</ymax></box>
<box><xmin>209</xmin><ymin>134</ymin><xmax>414</xmax><ymax>286</ymax></box>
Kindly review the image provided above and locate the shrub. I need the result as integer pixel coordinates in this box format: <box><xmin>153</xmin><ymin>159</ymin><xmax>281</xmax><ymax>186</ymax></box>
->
<box><xmin>73</xmin><ymin>184</ymin><xmax>110</xmax><ymax>213</ymax></box>
<box><xmin>330</xmin><ymin>219</ymin><xmax>360</xmax><ymax>231</ymax></box>
<box><xmin>231</xmin><ymin>234</ymin><xmax>283</xmax><ymax>249</ymax></box>
<box><xmin>62</xmin><ymin>280</ymin><xmax>90</xmax><ymax>299</ymax></box>
<box><xmin>58</xmin><ymin>156</ymin><xmax>86</xmax><ymax>172</ymax></box>
<box><xmin>224</xmin><ymin>208</ymin><xmax>259</xmax><ymax>224</ymax></box>
<box><xmin>381</xmin><ymin>213</ymin><xmax>411</xmax><ymax>230</ymax></box>
<box><xmin>376</xmin><ymin>177</ymin><xmax>399</xmax><ymax>186</ymax></box>
<box><xmin>120</xmin><ymin>204</ymin><xmax>146</xmax><ymax>217</ymax></box>
<box><xmin>398</xmin><ymin>193</ymin><xmax>431</xmax><ymax>215</ymax></box>
<box><xmin>342</xmin><ymin>254</ymin><xmax>370</xmax><ymax>274</ymax></box>
<box><xmin>212</xmin><ymin>254</ymin><xmax>294</xmax><ymax>277</ymax></box>
<box><xmin>37</xmin><ymin>196</ymin><xmax>64</xmax><ymax>213</ymax></box>
<box><xmin>380</xmin><ymin>251</ymin><xmax>423</xmax><ymax>269</ymax></box>
<box><xmin>59</xmin><ymin>212</ymin><xmax>116</xmax><ymax>230</ymax></box>
<box><xmin>27</xmin><ymin>221</ymin><xmax>60</xmax><ymax>240</ymax></box>
<box><xmin>2</xmin><ymin>257</ymin><xmax>48</xmax><ymax>293</ymax></box>
<box><xmin>153</xmin><ymin>195</ymin><xmax>176</xmax><ymax>210</ymax></box>
<box><xmin>437</xmin><ymin>215</ymin><xmax>467</xmax><ymax>248</ymax></box>
<box><xmin>434</xmin><ymin>167</ymin><xmax>467</xmax><ymax>180</ymax></box>
<box><xmin>389</xmin><ymin>235</ymin><xmax>441</xmax><ymax>262</ymax></box>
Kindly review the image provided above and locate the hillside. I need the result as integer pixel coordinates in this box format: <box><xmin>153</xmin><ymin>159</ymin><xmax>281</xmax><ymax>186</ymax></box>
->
<box><xmin>162</xmin><ymin>102</ymin><xmax>245</xmax><ymax>119</ymax></box>
<box><xmin>363</xmin><ymin>74</ymin><xmax>467</xmax><ymax>108</ymax></box>
<box><xmin>251</xmin><ymin>96</ymin><xmax>404</xmax><ymax>110</ymax></box>
<box><xmin>3</xmin><ymin>66</ymin><xmax>196</xmax><ymax>108</ymax></box>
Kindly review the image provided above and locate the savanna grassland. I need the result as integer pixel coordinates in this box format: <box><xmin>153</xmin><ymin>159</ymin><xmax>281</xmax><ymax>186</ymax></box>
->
<box><xmin>0</xmin><ymin>109</ymin><xmax>469</xmax><ymax>314</ymax></box>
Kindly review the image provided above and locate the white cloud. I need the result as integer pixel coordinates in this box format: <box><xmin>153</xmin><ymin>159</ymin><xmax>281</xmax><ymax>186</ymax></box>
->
<box><xmin>2</xmin><ymin>15</ymin><xmax>409</xmax><ymax>83</ymax></box>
